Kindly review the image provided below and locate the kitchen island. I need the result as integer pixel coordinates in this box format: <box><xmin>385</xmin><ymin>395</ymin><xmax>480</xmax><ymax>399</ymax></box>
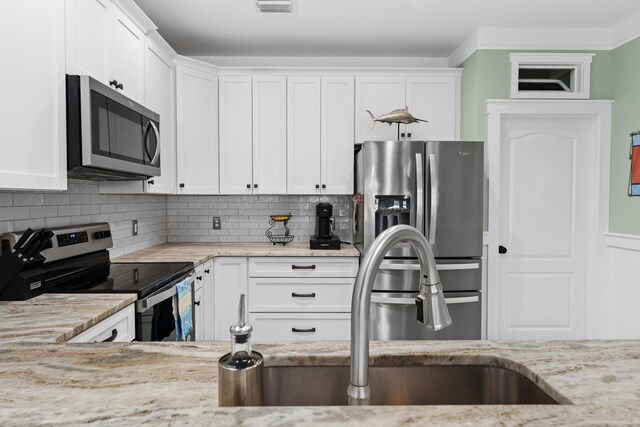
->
<box><xmin>2</xmin><ymin>296</ymin><xmax>640</xmax><ymax>426</ymax></box>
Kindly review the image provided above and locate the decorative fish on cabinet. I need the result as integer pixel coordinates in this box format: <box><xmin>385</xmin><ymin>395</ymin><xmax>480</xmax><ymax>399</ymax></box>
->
<box><xmin>366</xmin><ymin>106</ymin><xmax>428</xmax><ymax>129</ymax></box>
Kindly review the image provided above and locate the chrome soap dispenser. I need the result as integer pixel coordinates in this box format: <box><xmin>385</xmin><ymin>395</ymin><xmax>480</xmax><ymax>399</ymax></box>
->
<box><xmin>218</xmin><ymin>294</ymin><xmax>264</xmax><ymax>406</ymax></box>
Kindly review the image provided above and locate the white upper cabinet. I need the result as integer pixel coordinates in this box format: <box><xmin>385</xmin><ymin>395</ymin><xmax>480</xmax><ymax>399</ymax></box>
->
<box><xmin>355</xmin><ymin>76</ymin><xmax>405</xmax><ymax>143</ymax></box>
<box><xmin>321</xmin><ymin>77</ymin><xmax>355</xmax><ymax>194</ymax></box>
<box><xmin>66</xmin><ymin>0</ymin><xmax>144</xmax><ymax>102</ymax></box>
<box><xmin>65</xmin><ymin>0</ymin><xmax>109</xmax><ymax>82</ymax></box>
<box><xmin>355</xmin><ymin>73</ymin><xmax>460</xmax><ymax>144</ymax></box>
<box><xmin>288</xmin><ymin>76</ymin><xmax>354</xmax><ymax>195</ymax></box>
<box><xmin>106</xmin><ymin>6</ymin><xmax>145</xmax><ymax>102</ymax></box>
<box><xmin>176</xmin><ymin>62</ymin><xmax>219</xmax><ymax>194</ymax></box>
<box><xmin>252</xmin><ymin>76</ymin><xmax>287</xmax><ymax>194</ymax></box>
<box><xmin>287</xmin><ymin>77</ymin><xmax>321</xmax><ymax>194</ymax></box>
<box><xmin>143</xmin><ymin>37</ymin><xmax>176</xmax><ymax>194</ymax></box>
<box><xmin>219</xmin><ymin>75</ymin><xmax>253</xmax><ymax>194</ymax></box>
<box><xmin>0</xmin><ymin>0</ymin><xmax>67</xmax><ymax>191</ymax></box>
<box><xmin>406</xmin><ymin>76</ymin><xmax>459</xmax><ymax>141</ymax></box>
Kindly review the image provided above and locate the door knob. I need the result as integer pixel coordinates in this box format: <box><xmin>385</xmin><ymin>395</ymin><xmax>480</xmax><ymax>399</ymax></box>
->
<box><xmin>498</xmin><ymin>245</ymin><xmax>508</xmax><ymax>254</ymax></box>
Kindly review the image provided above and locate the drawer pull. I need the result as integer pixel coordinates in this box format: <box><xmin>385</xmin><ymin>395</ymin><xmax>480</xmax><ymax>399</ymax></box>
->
<box><xmin>291</xmin><ymin>265</ymin><xmax>316</xmax><ymax>270</ymax></box>
<box><xmin>292</xmin><ymin>327</ymin><xmax>316</xmax><ymax>333</ymax></box>
<box><xmin>101</xmin><ymin>329</ymin><xmax>118</xmax><ymax>342</ymax></box>
<box><xmin>291</xmin><ymin>292</ymin><xmax>316</xmax><ymax>298</ymax></box>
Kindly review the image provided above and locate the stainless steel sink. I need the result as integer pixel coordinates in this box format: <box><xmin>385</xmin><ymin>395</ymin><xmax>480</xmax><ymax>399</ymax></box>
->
<box><xmin>262</xmin><ymin>364</ymin><xmax>560</xmax><ymax>406</ymax></box>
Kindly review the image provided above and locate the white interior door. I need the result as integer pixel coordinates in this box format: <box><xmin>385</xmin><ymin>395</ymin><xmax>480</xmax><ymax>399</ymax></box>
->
<box><xmin>498</xmin><ymin>116</ymin><xmax>592</xmax><ymax>340</ymax></box>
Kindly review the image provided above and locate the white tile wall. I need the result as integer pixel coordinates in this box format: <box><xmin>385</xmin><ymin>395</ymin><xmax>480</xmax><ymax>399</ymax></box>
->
<box><xmin>166</xmin><ymin>195</ymin><xmax>352</xmax><ymax>243</ymax></box>
<box><xmin>0</xmin><ymin>180</ymin><xmax>167</xmax><ymax>258</ymax></box>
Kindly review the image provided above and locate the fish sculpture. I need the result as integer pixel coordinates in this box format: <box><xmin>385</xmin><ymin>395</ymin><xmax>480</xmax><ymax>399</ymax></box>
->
<box><xmin>366</xmin><ymin>106</ymin><xmax>428</xmax><ymax>129</ymax></box>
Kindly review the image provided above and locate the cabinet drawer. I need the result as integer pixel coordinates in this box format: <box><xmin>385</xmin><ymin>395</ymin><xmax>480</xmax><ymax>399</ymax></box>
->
<box><xmin>249</xmin><ymin>257</ymin><xmax>359</xmax><ymax>278</ymax></box>
<box><xmin>249</xmin><ymin>313</ymin><xmax>350</xmax><ymax>341</ymax></box>
<box><xmin>68</xmin><ymin>304</ymin><xmax>135</xmax><ymax>343</ymax></box>
<box><xmin>249</xmin><ymin>278</ymin><xmax>354</xmax><ymax>312</ymax></box>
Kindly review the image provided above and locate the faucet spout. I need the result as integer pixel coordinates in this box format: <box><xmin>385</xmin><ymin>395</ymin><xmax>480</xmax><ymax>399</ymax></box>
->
<box><xmin>347</xmin><ymin>225</ymin><xmax>452</xmax><ymax>405</ymax></box>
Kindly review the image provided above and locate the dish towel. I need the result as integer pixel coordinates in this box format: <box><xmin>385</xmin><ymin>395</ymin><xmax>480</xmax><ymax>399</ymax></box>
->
<box><xmin>172</xmin><ymin>277</ymin><xmax>193</xmax><ymax>341</ymax></box>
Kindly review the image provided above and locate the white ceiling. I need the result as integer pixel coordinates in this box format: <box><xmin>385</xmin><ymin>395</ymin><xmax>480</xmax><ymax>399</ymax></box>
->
<box><xmin>133</xmin><ymin>0</ymin><xmax>640</xmax><ymax>57</ymax></box>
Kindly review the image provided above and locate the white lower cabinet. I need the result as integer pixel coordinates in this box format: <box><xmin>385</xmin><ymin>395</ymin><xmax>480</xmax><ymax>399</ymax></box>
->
<box><xmin>68</xmin><ymin>304</ymin><xmax>135</xmax><ymax>343</ymax></box>
<box><xmin>248</xmin><ymin>257</ymin><xmax>358</xmax><ymax>341</ymax></box>
<box><xmin>213</xmin><ymin>257</ymin><xmax>248</xmax><ymax>340</ymax></box>
<box><xmin>193</xmin><ymin>260</ymin><xmax>214</xmax><ymax>341</ymax></box>
<box><xmin>249</xmin><ymin>313</ymin><xmax>351</xmax><ymax>341</ymax></box>
<box><xmin>211</xmin><ymin>256</ymin><xmax>358</xmax><ymax>341</ymax></box>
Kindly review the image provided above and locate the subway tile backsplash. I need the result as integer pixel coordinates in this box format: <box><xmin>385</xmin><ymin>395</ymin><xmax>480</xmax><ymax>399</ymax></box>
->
<box><xmin>0</xmin><ymin>180</ymin><xmax>167</xmax><ymax>258</ymax></box>
<box><xmin>0</xmin><ymin>184</ymin><xmax>354</xmax><ymax>253</ymax></box>
<box><xmin>166</xmin><ymin>195</ymin><xmax>352</xmax><ymax>244</ymax></box>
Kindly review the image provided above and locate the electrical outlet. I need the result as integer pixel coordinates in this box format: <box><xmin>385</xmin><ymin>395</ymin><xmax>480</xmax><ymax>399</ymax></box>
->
<box><xmin>132</xmin><ymin>219</ymin><xmax>138</xmax><ymax>236</ymax></box>
<box><xmin>212</xmin><ymin>217</ymin><xmax>222</xmax><ymax>230</ymax></box>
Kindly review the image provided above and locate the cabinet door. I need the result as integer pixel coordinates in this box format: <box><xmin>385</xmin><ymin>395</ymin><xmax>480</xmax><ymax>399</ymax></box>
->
<box><xmin>144</xmin><ymin>38</ymin><xmax>177</xmax><ymax>194</ymax></box>
<box><xmin>322</xmin><ymin>77</ymin><xmax>355</xmax><ymax>194</ymax></box>
<box><xmin>355</xmin><ymin>76</ymin><xmax>405</xmax><ymax>144</ymax></box>
<box><xmin>406</xmin><ymin>76</ymin><xmax>459</xmax><ymax>141</ymax></box>
<box><xmin>0</xmin><ymin>0</ymin><xmax>66</xmax><ymax>191</ymax></box>
<box><xmin>287</xmin><ymin>77</ymin><xmax>321</xmax><ymax>195</ymax></box>
<box><xmin>194</xmin><ymin>285</ymin><xmax>204</xmax><ymax>341</ymax></box>
<box><xmin>202</xmin><ymin>259</ymin><xmax>215</xmax><ymax>340</ymax></box>
<box><xmin>253</xmin><ymin>76</ymin><xmax>287</xmax><ymax>194</ymax></box>
<box><xmin>176</xmin><ymin>65</ymin><xmax>219</xmax><ymax>194</ymax></box>
<box><xmin>107</xmin><ymin>6</ymin><xmax>144</xmax><ymax>102</ymax></box>
<box><xmin>65</xmin><ymin>0</ymin><xmax>109</xmax><ymax>82</ymax></box>
<box><xmin>213</xmin><ymin>257</ymin><xmax>248</xmax><ymax>340</ymax></box>
<box><xmin>219</xmin><ymin>76</ymin><xmax>253</xmax><ymax>195</ymax></box>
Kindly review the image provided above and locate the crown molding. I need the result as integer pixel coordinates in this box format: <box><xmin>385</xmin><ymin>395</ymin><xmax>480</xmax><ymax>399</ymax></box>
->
<box><xmin>448</xmin><ymin>27</ymin><xmax>612</xmax><ymax>66</ymax></box>
<box><xmin>612</xmin><ymin>12</ymin><xmax>640</xmax><ymax>49</ymax></box>
<box><xmin>449</xmin><ymin>10</ymin><xmax>640</xmax><ymax>67</ymax></box>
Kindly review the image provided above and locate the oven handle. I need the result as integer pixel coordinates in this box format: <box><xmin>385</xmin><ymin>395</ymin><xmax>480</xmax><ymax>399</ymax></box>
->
<box><xmin>136</xmin><ymin>272</ymin><xmax>194</xmax><ymax>312</ymax></box>
<box><xmin>370</xmin><ymin>295</ymin><xmax>479</xmax><ymax>305</ymax></box>
<box><xmin>378</xmin><ymin>261</ymin><xmax>480</xmax><ymax>271</ymax></box>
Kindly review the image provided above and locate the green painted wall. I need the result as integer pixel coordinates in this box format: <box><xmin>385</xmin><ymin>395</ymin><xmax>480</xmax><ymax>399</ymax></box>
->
<box><xmin>460</xmin><ymin>49</ymin><xmax>614</xmax><ymax>231</ymax></box>
<box><xmin>610</xmin><ymin>38</ymin><xmax>640</xmax><ymax>234</ymax></box>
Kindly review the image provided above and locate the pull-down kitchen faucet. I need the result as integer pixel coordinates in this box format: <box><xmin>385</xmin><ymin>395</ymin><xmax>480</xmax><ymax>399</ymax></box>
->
<box><xmin>347</xmin><ymin>225</ymin><xmax>452</xmax><ymax>405</ymax></box>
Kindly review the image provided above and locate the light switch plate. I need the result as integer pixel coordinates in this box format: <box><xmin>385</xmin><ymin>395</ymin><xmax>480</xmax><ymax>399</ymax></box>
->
<box><xmin>132</xmin><ymin>219</ymin><xmax>138</xmax><ymax>236</ymax></box>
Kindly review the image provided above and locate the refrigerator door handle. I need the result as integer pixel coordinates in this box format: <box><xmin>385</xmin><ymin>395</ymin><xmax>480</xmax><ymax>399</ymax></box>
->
<box><xmin>428</xmin><ymin>153</ymin><xmax>439</xmax><ymax>245</ymax></box>
<box><xmin>378</xmin><ymin>261</ymin><xmax>480</xmax><ymax>271</ymax></box>
<box><xmin>371</xmin><ymin>295</ymin><xmax>479</xmax><ymax>305</ymax></box>
<box><xmin>415</xmin><ymin>153</ymin><xmax>424</xmax><ymax>234</ymax></box>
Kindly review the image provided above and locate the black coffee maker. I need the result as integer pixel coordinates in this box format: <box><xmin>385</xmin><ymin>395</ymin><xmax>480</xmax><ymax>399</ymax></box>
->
<box><xmin>310</xmin><ymin>203</ymin><xmax>341</xmax><ymax>250</ymax></box>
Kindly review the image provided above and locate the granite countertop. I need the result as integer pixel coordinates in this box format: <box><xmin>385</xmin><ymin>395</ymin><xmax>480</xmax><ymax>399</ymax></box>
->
<box><xmin>2</xmin><ymin>339</ymin><xmax>640</xmax><ymax>426</ymax></box>
<box><xmin>0</xmin><ymin>293</ymin><xmax>137</xmax><ymax>344</ymax></box>
<box><xmin>113</xmin><ymin>242</ymin><xmax>360</xmax><ymax>266</ymax></box>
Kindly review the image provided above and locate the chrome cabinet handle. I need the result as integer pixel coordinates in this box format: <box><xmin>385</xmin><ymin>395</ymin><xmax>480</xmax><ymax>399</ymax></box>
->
<box><xmin>291</xmin><ymin>292</ymin><xmax>316</xmax><ymax>298</ymax></box>
<box><xmin>415</xmin><ymin>153</ymin><xmax>424</xmax><ymax>234</ymax></box>
<box><xmin>428</xmin><ymin>153</ymin><xmax>439</xmax><ymax>245</ymax></box>
<box><xmin>292</xmin><ymin>327</ymin><xmax>316</xmax><ymax>333</ymax></box>
<box><xmin>101</xmin><ymin>329</ymin><xmax>118</xmax><ymax>342</ymax></box>
<box><xmin>291</xmin><ymin>265</ymin><xmax>316</xmax><ymax>270</ymax></box>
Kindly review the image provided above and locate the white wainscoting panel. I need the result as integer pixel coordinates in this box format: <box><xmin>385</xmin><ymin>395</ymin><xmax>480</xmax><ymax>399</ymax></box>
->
<box><xmin>605</xmin><ymin>233</ymin><xmax>640</xmax><ymax>339</ymax></box>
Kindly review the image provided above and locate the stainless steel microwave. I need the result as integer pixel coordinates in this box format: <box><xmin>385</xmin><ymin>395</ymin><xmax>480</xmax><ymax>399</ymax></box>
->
<box><xmin>66</xmin><ymin>75</ymin><xmax>161</xmax><ymax>180</ymax></box>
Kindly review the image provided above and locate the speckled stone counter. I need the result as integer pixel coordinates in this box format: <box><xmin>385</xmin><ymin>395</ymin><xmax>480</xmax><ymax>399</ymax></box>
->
<box><xmin>113</xmin><ymin>242</ymin><xmax>360</xmax><ymax>266</ymax></box>
<box><xmin>2</xmin><ymin>339</ymin><xmax>640</xmax><ymax>426</ymax></box>
<box><xmin>0</xmin><ymin>293</ymin><xmax>137</xmax><ymax>344</ymax></box>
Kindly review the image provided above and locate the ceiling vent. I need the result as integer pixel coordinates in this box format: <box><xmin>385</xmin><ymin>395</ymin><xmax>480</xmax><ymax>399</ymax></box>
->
<box><xmin>509</xmin><ymin>53</ymin><xmax>594</xmax><ymax>99</ymax></box>
<box><xmin>256</xmin><ymin>0</ymin><xmax>292</xmax><ymax>13</ymax></box>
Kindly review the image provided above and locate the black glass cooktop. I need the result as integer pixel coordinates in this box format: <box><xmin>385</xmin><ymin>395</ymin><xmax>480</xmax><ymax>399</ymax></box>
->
<box><xmin>44</xmin><ymin>261</ymin><xmax>193</xmax><ymax>299</ymax></box>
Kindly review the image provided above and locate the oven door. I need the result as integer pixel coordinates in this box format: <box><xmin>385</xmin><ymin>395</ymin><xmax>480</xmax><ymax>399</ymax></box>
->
<box><xmin>135</xmin><ymin>272</ymin><xmax>194</xmax><ymax>342</ymax></box>
<box><xmin>370</xmin><ymin>291</ymin><xmax>481</xmax><ymax>340</ymax></box>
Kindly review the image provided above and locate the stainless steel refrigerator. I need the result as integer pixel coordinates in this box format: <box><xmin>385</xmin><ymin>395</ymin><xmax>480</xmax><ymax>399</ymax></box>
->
<box><xmin>354</xmin><ymin>140</ymin><xmax>484</xmax><ymax>340</ymax></box>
